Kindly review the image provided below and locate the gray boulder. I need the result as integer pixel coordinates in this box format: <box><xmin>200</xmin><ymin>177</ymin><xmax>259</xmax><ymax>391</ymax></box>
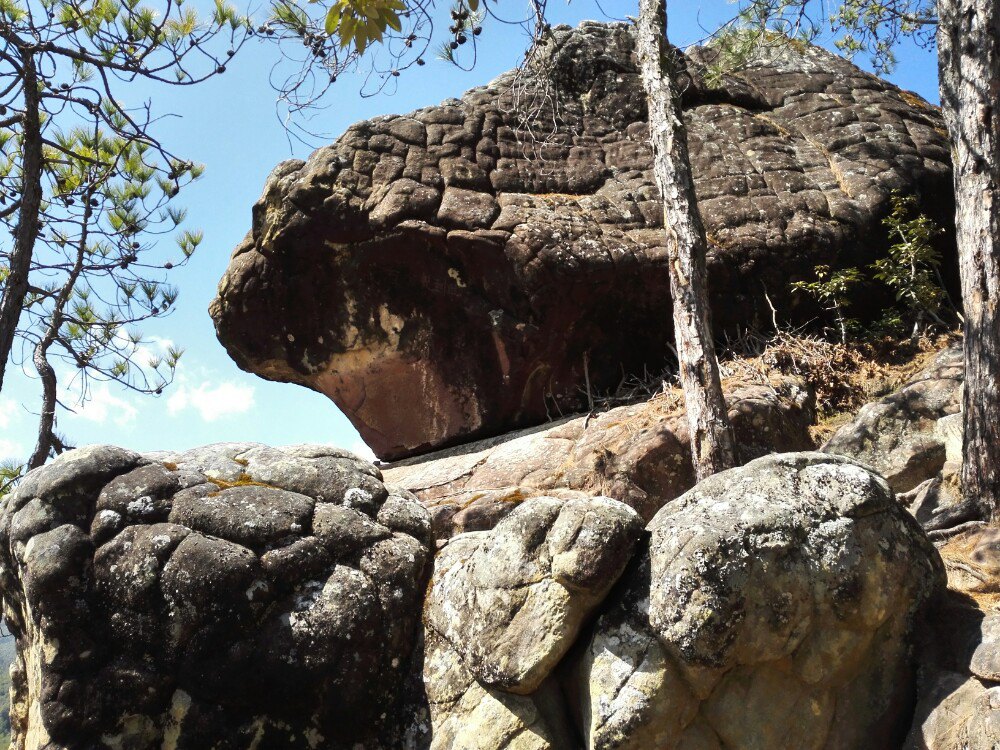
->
<box><xmin>906</xmin><ymin>672</ymin><xmax>1000</xmax><ymax>750</ymax></box>
<box><xmin>419</xmin><ymin>630</ymin><xmax>577</xmax><ymax>750</ymax></box>
<box><xmin>424</xmin><ymin>496</ymin><xmax>643</xmax><ymax>695</ymax></box>
<box><xmin>823</xmin><ymin>346</ymin><xmax>963</xmax><ymax>494</ymax></box>
<box><xmin>574</xmin><ymin>452</ymin><xmax>944</xmax><ymax>750</ymax></box>
<box><xmin>0</xmin><ymin>443</ymin><xmax>432</xmax><ymax>749</ymax></box>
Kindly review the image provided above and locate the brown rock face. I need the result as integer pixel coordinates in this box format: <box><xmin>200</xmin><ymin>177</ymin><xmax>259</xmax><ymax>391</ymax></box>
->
<box><xmin>211</xmin><ymin>21</ymin><xmax>953</xmax><ymax>460</ymax></box>
<box><xmin>384</xmin><ymin>376</ymin><xmax>815</xmax><ymax>538</ymax></box>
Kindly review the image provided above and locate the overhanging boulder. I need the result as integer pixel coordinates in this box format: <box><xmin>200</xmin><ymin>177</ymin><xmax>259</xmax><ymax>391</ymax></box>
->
<box><xmin>211</xmin><ymin>21</ymin><xmax>954</xmax><ymax>460</ymax></box>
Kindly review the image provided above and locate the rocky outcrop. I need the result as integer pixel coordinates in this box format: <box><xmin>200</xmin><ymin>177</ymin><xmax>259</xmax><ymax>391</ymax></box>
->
<box><xmin>574</xmin><ymin>452</ymin><xmax>943</xmax><ymax>749</ymax></box>
<box><xmin>424</xmin><ymin>496</ymin><xmax>643</xmax><ymax>695</ymax></box>
<box><xmin>211</xmin><ymin>21</ymin><xmax>954</xmax><ymax>460</ymax></box>
<box><xmin>0</xmin><ymin>443</ymin><xmax>432</xmax><ymax>749</ymax></box>
<box><xmin>385</xmin><ymin>375</ymin><xmax>814</xmax><ymax>537</ymax></box>
<box><xmin>904</xmin><ymin>584</ymin><xmax>1000</xmax><ymax>749</ymax></box>
<box><xmin>0</xmin><ymin>443</ymin><xmax>945</xmax><ymax>749</ymax></box>
<box><xmin>418</xmin><ymin>495</ymin><xmax>643</xmax><ymax>750</ymax></box>
<box><xmin>823</xmin><ymin>345</ymin><xmax>969</xmax><ymax>530</ymax></box>
<box><xmin>408</xmin><ymin>452</ymin><xmax>943</xmax><ymax>750</ymax></box>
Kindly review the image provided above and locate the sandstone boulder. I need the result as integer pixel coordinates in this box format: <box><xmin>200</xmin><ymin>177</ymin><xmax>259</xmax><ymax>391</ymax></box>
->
<box><xmin>385</xmin><ymin>375</ymin><xmax>814</xmax><ymax>538</ymax></box>
<box><xmin>424</xmin><ymin>496</ymin><xmax>643</xmax><ymax>695</ymax></box>
<box><xmin>823</xmin><ymin>346</ymin><xmax>963</xmax><ymax>494</ymax></box>
<box><xmin>904</xmin><ymin>586</ymin><xmax>1000</xmax><ymax>749</ymax></box>
<box><xmin>418</xmin><ymin>629</ymin><xmax>578</xmax><ymax>750</ymax></box>
<box><xmin>0</xmin><ymin>443</ymin><xmax>432</xmax><ymax>749</ymax></box>
<box><xmin>574</xmin><ymin>452</ymin><xmax>944</xmax><ymax>749</ymax></box>
<box><xmin>211</xmin><ymin>21</ymin><xmax>954</xmax><ymax>460</ymax></box>
<box><xmin>906</xmin><ymin>672</ymin><xmax>1000</xmax><ymax>750</ymax></box>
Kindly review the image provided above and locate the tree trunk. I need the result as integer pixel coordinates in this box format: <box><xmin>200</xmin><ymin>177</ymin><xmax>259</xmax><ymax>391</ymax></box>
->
<box><xmin>634</xmin><ymin>0</ymin><xmax>737</xmax><ymax>480</ymax></box>
<box><xmin>27</xmin><ymin>193</ymin><xmax>92</xmax><ymax>470</ymax></box>
<box><xmin>0</xmin><ymin>50</ymin><xmax>44</xmax><ymax>392</ymax></box>
<box><xmin>938</xmin><ymin>0</ymin><xmax>1000</xmax><ymax>521</ymax></box>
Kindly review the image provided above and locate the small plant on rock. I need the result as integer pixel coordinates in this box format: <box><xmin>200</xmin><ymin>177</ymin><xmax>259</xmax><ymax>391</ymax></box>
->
<box><xmin>790</xmin><ymin>264</ymin><xmax>864</xmax><ymax>343</ymax></box>
<box><xmin>872</xmin><ymin>192</ymin><xmax>947</xmax><ymax>338</ymax></box>
<box><xmin>0</xmin><ymin>460</ymin><xmax>22</xmax><ymax>499</ymax></box>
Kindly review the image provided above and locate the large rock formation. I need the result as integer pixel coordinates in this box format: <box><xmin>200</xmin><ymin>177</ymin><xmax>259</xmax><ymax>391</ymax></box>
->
<box><xmin>385</xmin><ymin>374</ymin><xmax>814</xmax><ymax>537</ymax></box>
<box><xmin>411</xmin><ymin>452</ymin><xmax>943</xmax><ymax>750</ymax></box>
<box><xmin>0</xmin><ymin>444</ymin><xmax>945</xmax><ymax>749</ymax></box>
<box><xmin>0</xmin><ymin>444</ymin><xmax>432</xmax><ymax>749</ymax></box>
<box><xmin>424</xmin><ymin>496</ymin><xmax>643</xmax><ymax>695</ymax></box>
<box><xmin>211</xmin><ymin>22</ymin><xmax>954</xmax><ymax>460</ymax></box>
<box><xmin>574</xmin><ymin>452</ymin><xmax>943</xmax><ymax>749</ymax></box>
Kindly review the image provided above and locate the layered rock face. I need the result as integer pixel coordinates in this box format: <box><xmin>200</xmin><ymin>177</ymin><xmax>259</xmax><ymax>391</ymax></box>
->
<box><xmin>211</xmin><ymin>21</ymin><xmax>953</xmax><ymax>460</ymax></box>
<box><xmin>385</xmin><ymin>375</ymin><xmax>814</xmax><ymax>537</ymax></box>
<box><xmin>0</xmin><ymin>444</ymin><xmax>432</xmax><ymax>749</ymax></box>
<box><xmin>0</xmin><ymin>444</ymin><xmax>944</xmax><ymax>749</ymax></box>
<box><xmin>823</xmin><ymin>345</ymin><xmax>968</xmax><ymax>530</ymax></box>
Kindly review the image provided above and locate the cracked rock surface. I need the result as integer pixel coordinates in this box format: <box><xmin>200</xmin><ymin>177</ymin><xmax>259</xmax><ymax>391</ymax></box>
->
<box><xmin>210</xmin><ymin>21</ymin><xmax>954</xmax><ymax>460</ymax></box>
<box><xmin>385</xmin><ymin>375</ymin><xmax>814</xmax><ymax>538</ymax></box>
<box><xmin>823</xmin><ymin>346</ymin><xmax>963</xmax><ymax>494</ymax></box>
<box><xmin>424</xmin><ymin>496</ymin><xmax>643</xmax><ymax>695</ymax></box>
<box><xmin>0</xmin><ymin>443</ymin><xmax>432</xmax><ymax>749</ymax></box>
<box><xmin>574</xmin><ymin>452</ymin><xmax>944</xmax><ymax>750</ymax></box>
<box><xmin>823</xmin><ymin>345</ymin><xmax>970</xmax><ymax>532</ymax></box>
<box><xmin>0</xmin><ymin>446</ymin><xmax>948</xmax><ymax>750</ymax></box>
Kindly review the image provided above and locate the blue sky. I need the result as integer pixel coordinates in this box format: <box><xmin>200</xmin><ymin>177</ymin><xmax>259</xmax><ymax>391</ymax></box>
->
<box><xmin>0</xmin><ymin>0</ymin><xmax>942</xmax><ymax>463</ymax></box>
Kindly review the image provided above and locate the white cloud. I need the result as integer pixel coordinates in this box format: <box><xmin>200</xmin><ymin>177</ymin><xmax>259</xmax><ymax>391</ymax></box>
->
<box><xmin>349</xmin><ymin>439</ymin><xmax>377</xmax><ymax>462</ymax></box>
<box><xmin>133</xmin><ymin>335</ymin><xmax>176</xmax><ymax>370</ymax></box>
<box><xmin>0</xmin><ymin>439</ymin><xmax>23</xmax><ymax>460</ymax></box>
<box><xmin>0</xmin><ymin>398</ymin><xmax>17</xmax><ymax>430</ymax></box>
<box><xmin>168</xmin><ymin>379</ymin><xmax>255</xmax><ymax>422</ymax></box>
<box><xmin>66</xmin><ymin>384</ymin><xmax>139</xmax><ymax>427</ymax></box>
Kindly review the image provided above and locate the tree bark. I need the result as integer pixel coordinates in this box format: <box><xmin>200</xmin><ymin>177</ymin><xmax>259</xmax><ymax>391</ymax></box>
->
<box><xmin>938</xmin><ymin>0</ymin><xmax>1000</xmax><ymax>521</ymax></box>
<box><xmin>635</xmin><ymin>0</ymin><xmax>737</xmax><ymax>480</ymax></box>
<box><xmin>0</xmin><ymin>49</ymin><xmax>44</xmax><ymax>393</ymax></box>
<box><xmin>27</xmin><ymin>193</ymin><xmax>92</xmax><ymax>470</ymax></box>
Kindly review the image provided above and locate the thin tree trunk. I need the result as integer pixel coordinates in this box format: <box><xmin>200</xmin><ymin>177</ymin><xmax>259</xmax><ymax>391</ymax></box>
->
<box><xmin>27</xmin><ymin>194</ymin><xmax>91</xmax><ymax>470</ymax></box>
<box><xmin>938</xmin><ymin>0</ymin><xmax>1000</xmax><ymax>521</ymax></box>
<box><xmin>0</xmin><ymin>50</ymin><xmax>44</xmax><ymax>392</ymax></box>
<box><xmin>635</xmin><ymin>0</ymin><xmax>736</xmax><ymax>480</ymax></box>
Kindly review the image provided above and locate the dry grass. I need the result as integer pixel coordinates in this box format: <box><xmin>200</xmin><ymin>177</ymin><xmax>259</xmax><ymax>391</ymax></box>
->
<box><xmin>720</xmin><ymin>327</ymin><xmax>959</xmax><ymax>441</ymax></box>
<box><xmin>579</xmin><ymin>327</ymin><xmax>960</xmax><ymax>445</ymax></box>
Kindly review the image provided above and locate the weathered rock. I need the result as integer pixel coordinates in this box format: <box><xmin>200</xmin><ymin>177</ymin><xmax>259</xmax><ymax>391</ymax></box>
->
<box><xmin>824</xmin><ymin>346</ymin><xmax>963</xmax><ymax>494</ymax></box>
<box><xmin>574</xmin><ymin>452</ymin><xmax>944</xmax><ymax>750</ymax></box>
<box><xmin>385</xmin><ymin>375</ymin><xmax>813</xmax><ymax>538</ymax></box>
<box><xmin>424</xmin><ymin>496</ymin><xmax>643</xmax><ymax>695</ymax></box>
<box><xmin>905</xmin><ymin>672</ymin><xmax>1000</xmax><ymax>750</ymax></box>
<box><xmin>0</xmin><ymin>443</ymin><xmax>432</xmax><ymax>749</ymax></box>
<box><xmin>419</xmin><ymin>630</ymin><xmax>578</xmax><ymax>750</ymax></box>
<box><xmin>211</xmin><ymin>22</ymin><xmax>954</xmax><ymax>460</ymax></box>
<box><xmin>968</xmin><ymin>613</ymin><xmax>1000</xmax><ymax>683</ymax></box>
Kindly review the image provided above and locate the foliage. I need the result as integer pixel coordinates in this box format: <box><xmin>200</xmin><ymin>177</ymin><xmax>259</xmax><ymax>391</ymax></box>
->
<box><xmin>832</xmin><ymin>0</ymin><xmax>937</xmax><ymax>73</ymax></box>
<box><xmin>790</xmin><ymin>194</ymin><xmax>948</xmax><ymax>342</ymax></box>
<box><xmin>710</xmin><ymin>0</ymin><xmax>936</xmax><ymax>77</ymax></box>
<box><xmin>872</xmin><ymin>192</ymin><xmax>945</xmax><ymax>325</ymax></box>
<box><xmin>0</xmin><ymin>0</ymin><xmax>251</xmax><ymax>470</ymax></box>
<box><xmin>322</xmin><ymin>0</ymin><xmax>409</xmax><ymax>55</ymax></box>
<box><xmin>265</xmin><ymin>0</ymin><xmax>544</xmax><ymax>119</ymax></box>
<box><xmin>0</xmin><ymin>459</ymin><xmax>19</xmax><ymax>499</ymax></box>
<box><xmin>791</xmin><ymin>264</ymin><xmax>864</xmax><ymax>342</ymax></box>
